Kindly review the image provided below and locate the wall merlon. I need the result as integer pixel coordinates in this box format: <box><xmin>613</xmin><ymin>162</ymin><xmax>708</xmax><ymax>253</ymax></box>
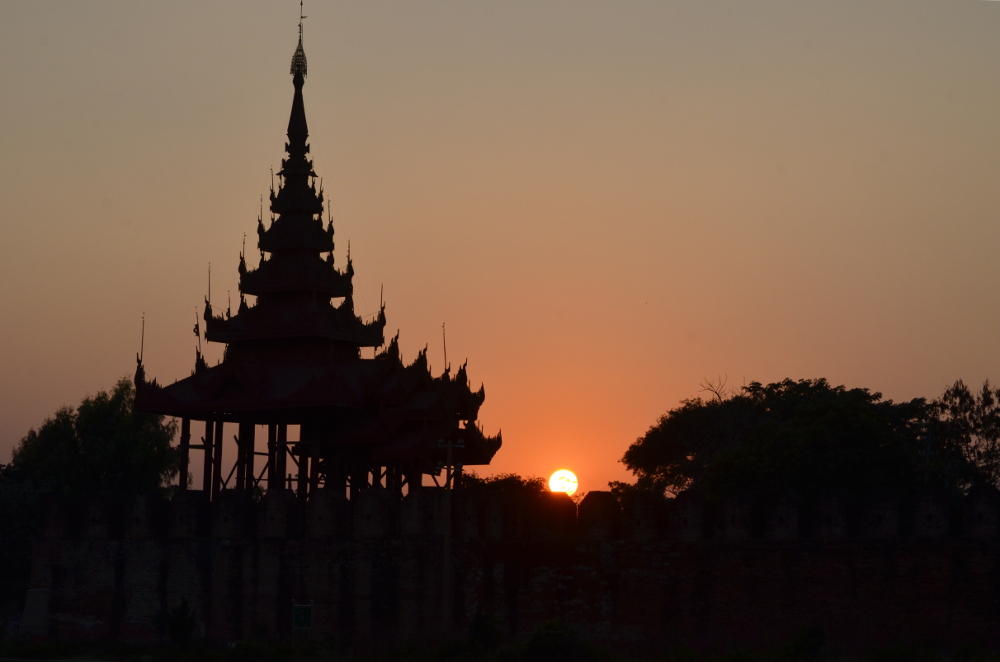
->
<box><xmin>353</xmin><ymin>489</ymin><xmax>398</xmax><ymax>539</ymax></box>
<box><xmin>912</xmin><ymin>490</ymin><xmax>954</xmax><ymax>538</ymax></box>
<box><xmin>210</xmin><ymin>489</ymin><xmax>254</xmax><ymax>539</ymax></box>
<box><xmin>814</xmin><ymin>492</ymin><xmax>851</xmax><ymax>539</ymax></box>
<box><xmin>862</xmin><ymin>493</ymin><xmax>901</xmax><ymax>539</ymax></box>
<box><xmin>167</xmin><ymin>490</ymin><xmax>209</xmax><ymax>539</ymax></box>
<box><xmin>530</xmin><ymin>491</ymin><xmax>577</xmax><ymax>540</ymax></box>
<box><xmin>578</xmin><ymin>491</ymin><xmax>620</xmax><ymax>540</ymax></box>
<box><xmin>82</xmin><ymin>493</ymin><xmax>120</xmax><ymax>540</ymax></box>
<box><xmin>257</xmin><ymin>489</ymin><xmax>297</xmax><ymax>539</ymax></box>
<box><xmin>715</xmin><ymin>493</ymin><xmax>754</xmax><ymax>541</ymax></box>
<box><xmin>621</xmin><ymin>494</ymin><xmax>663</xmax><ymax>541</ymax></box>
<box><xmin>965</xmin><ymin>488</ymin><xmax>1000</xmax><ymax>539</ymax></box>
<box><xmin>762</xmin><ymin>492</ymin><xmax>803</xmax><ymax>540</ymax></box>
<box><xmin>667</xmin><ymin>491</ymin><xmax>707</xmax><ymax>542</ymax></box>
<box><xmin>305</xmin><ymin>490</ymin><xmax>351</xmax><ymax>539</ymax></box>
<box><xmin>124</xmin><ymin>493</ymin><xmax>167</xmax><ymax>540</ymax></box>
<box><xmin>41</xmin><ymin>494</ymin><xmax>77</xmax><ymax>541</ymax></box>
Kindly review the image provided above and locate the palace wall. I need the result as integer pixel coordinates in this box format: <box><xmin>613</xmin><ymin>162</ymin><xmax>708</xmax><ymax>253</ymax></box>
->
<box><xmin>22</xmin><ymin>488</ymin><xmax>1000</xmax><ymax>652</ymax></box>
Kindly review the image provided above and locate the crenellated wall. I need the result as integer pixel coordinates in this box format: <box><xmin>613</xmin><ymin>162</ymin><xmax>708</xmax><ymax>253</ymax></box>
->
<box><xmin>23</xmin><ymin>488</ymin><xmax>1000</xmax><ymax>652</ymax></box>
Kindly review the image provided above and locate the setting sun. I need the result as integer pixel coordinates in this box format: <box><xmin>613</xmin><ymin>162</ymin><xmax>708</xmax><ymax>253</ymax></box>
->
<box><xmin>549</xmin><ymin>469</ymin><xmax>579</xmax><ymax>496</ymax></box>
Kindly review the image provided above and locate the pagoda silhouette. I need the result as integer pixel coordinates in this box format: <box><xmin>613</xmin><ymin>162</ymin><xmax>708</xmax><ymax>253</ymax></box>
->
<box><xmin>135</xmin><ymin>22</ymin><xmax>501</xmax><ymax>499</ymax></box>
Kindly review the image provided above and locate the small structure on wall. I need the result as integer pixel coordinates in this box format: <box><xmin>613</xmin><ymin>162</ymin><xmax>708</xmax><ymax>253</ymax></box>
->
<box><xmin>135</xmin><ymin>20</ymin><xmax>501</xmax><ymax>500</ymax></box>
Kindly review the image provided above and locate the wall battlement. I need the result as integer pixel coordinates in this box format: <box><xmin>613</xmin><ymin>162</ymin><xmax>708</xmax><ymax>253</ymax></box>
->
<box><xmin>25</xmin><ymin>488</ymin><xmax>1000</xmax><ymax>652</ymax></box>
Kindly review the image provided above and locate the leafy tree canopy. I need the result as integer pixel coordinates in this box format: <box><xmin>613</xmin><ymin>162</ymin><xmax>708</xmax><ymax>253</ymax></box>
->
<box><xmin>933</xmin><ymin>378</ymin><xmax>1000</xmax><ymax>489</ymax></box>
<box><xmin>9</xmin><ymin>377</ymin><xmax>178</xmax><ymax>493</ymax></box>
<box><xmin>618</xmin><ymin>378</ymin><xmax>986</xmax><ymax>501</ymax></box>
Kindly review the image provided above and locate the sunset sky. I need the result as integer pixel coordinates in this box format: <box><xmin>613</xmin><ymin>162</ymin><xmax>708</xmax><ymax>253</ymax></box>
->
<box><xmin>3</xmin><ymin>1</ymin><xmax>1000</xmax><ymax>493</ymax></box>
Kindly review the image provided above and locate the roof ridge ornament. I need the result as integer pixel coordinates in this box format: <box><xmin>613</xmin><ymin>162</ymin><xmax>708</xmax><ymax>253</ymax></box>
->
<box><xmin>291</xmin><ymin>1</ymin><xmax>308</xmax><ymax>78</ymax></box>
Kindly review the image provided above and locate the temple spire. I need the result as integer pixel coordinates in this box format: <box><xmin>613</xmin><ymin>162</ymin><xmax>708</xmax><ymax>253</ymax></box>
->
<box><xmin>287</xmin><ymin>5</ymin><xmax>309</xmax><ymax>159</ymax></box>
<box><xmin>291</xmin><ymin>2</ymin><xmax>307</xmax><ymax>78</ymax></box>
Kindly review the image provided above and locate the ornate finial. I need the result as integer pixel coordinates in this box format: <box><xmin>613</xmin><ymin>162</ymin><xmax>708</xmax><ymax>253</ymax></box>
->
<box><xmin>442</xmin><ymin>322</ymin><xmax>448</xmax><ymax>372</ymax></box>
<box><xmin>291</xmin><ymin>1</ymin><xmax>308</xmax><ymax>77</ymax></box>
<box><xmin>193</xmin><ymin>308</ymin><xmax>202</xmax><ymax>354</ymax></box>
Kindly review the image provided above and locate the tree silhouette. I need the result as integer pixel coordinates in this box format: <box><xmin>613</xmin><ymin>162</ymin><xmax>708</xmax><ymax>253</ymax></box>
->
<box><xmin>933</xmin><ymin>379</ymin><xmax>1000</xmax><ymax>489</ymax></box>
<box><xmin>10</xmin><ymin>377</ymin><xmax>178</xmax><ymax>493</ymax></box>
<box><xmin>617</xmin><ymin>378</ymin><xmax>975</xmax><ymax>500</ymax></box>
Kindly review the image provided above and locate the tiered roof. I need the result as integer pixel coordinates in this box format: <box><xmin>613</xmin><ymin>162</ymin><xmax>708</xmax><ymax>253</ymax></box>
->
<box><xmin>205</xmin><ymin>26</ymin><xmax>382</xmax><ymax>353</ymax></box>
<box><xmin>135</xmin><ymin>26</ymin><xmax>501</xmax><ymax>471</ymax></box>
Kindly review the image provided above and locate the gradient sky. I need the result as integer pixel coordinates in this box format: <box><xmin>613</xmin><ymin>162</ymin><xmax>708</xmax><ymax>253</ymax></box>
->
<box><xmin>3</xmin><ymin>1</ymin><xmax>1000</xmax><ymax>493</ymax></box>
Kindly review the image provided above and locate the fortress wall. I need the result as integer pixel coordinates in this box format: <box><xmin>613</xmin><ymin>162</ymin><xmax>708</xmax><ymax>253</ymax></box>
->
<box><xmin>24</xmin><ymin>488</ymin><xmax>1000</xmax><ymax>651</ymax></box>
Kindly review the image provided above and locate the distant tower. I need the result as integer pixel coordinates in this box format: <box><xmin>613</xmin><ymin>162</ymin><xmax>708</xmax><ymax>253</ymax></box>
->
<box><xmin>136</xmin><ymin>22</ymin><xmax>500</xmax><ymax>499</ymax></box>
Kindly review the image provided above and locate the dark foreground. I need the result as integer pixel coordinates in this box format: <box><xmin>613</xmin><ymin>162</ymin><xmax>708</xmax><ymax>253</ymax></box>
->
<box><xmin>27</xmin><ymin>488</ymin><xmax>1000</xmax><ymax>653</ymax></box>
<box><xmin>2</xmin><ymin>625</ymin><xmax>1000</xmax><ymax>662</ymax></box>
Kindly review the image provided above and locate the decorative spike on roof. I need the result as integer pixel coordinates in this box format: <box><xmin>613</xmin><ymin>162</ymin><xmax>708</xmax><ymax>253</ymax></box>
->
<box><xmin>290</xmin><ymin>12</ymin><xmax>307</xmax><ymax>78</ymax></box>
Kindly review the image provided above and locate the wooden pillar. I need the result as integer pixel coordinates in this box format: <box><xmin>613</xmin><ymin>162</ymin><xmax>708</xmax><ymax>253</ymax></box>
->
<box><xmin>178</xmin><ymin>418</ymin><xmax>191</xmax><ymax>491</ymax></box>
<box><xmin>350</xmin><ymin>467</ymin><xmax>367</xmax><ymax>500</ymax></box>
<box><xmin>296</xmin><ymin>421</ymin><xmax>309</xmax><ymax>497</ymax></box>
<box><xmin>235</xmin><ymin>429</ymin><xmax>246</xmax><ymax>491</ymax></box>
<box><xmin>237</xmin><ymin>421</ymin><xmax>255</xmax><ymax>491</ymax></box>
<box><xmin>308</xmin><ymin>420</ymin><xmax>322</xmax><ymax>495</ymax></box>
<box><xmin>276</xmin><ymin>424</ymin><xmax>288</xmax><ymax>490</ymax></box>
<box><xmin>297</xmin><ymin>450</ymin><xmax>310</xmax><ymax>497</ymax></box>
<box><xmin>387</xmin><ymin>466</ymin><xmax>404</xmax><ymax>496</ymax></box>
<box><xmin>325</xmin><ymin>453</ymin><xmax>347</xmax><ymax>497</ymax></box>
<box><xmin>403</xmin><ymin>468</ymin><xmax>420</xmax><ymax>495</ymax></box>
<box><xmin>212</xmin><ymin>420</ymin><xmax>224</xmax><ymax>499</ymax></box>
<box><xmin>202</xmin><ymin>420</ymin><xmax>214</xmax><ymax>493</ymax></box>
<box><xmin>309</xmin><ymin>445</ymin><xmax>321</xmax><ymax>494</ymax></box>
<box><xmin>266</xmin><ymin>424</ymin><xmax>277</xmax><ymax>490</ymax></box>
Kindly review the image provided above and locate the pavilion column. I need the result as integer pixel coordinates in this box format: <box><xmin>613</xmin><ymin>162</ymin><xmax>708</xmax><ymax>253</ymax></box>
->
<box><xmin>297</xmin><ymin>450</ymin><xmax>310</xmax><ymax>497</ymax></box>
<box><xmin>266</xmin><ymin>424</ymin><xmax>277</xmax><ymax>490</ymax></box>
<box><xmin>386</xmin><ymin>466</ymin><xmax>403</xmax><ymax>496</ymax></box>
<box><xmin>178</xmin><ymin>418</ymin><xmax>191</xmax><ymax>491</ymax></box>
<box><xmin>235</xmin><ymin>431</ymin><xmax>246</xmax><ymax>490</ymax></box>
<box><xmin>212</xmin><ymin>420</ymin><xmax>224</xmax><ymax>499</ymax></box>
<box><xmin>276</xmin><ymin>424</ymin><xmax>288</xmax><ymax>489</ymax></box>
<box><xmin>325</xmin><ymin>453</ymin><xmax>347</xmax><ymax>497</ymax></box>
<box><xmin>403</xmin><ymin>465</ymin><xmax>421</xmax><ymax>495</ymax></box>
<box><xmin>202</xmin><ymin>420</ymin><xmax>214</xmax><ymax>493</ymax></box>
<box><xmin>237</xmin><ymin>420</ymin><xmax>255</xmax><ymax>491</ymax></box>
<box><xmin>350</xmin><ymin>466</ymin><xmax>367</xmax><ymax>500</ymax></box>
<box><xmin>297</xmin><ymin>421</ymin><xmax>311</xmax><ymax>497</ymax></box>
<box><xmin>309</xmin><ymin>443</ymin><xmax>321</xmax><ymax>495</ymax></box>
